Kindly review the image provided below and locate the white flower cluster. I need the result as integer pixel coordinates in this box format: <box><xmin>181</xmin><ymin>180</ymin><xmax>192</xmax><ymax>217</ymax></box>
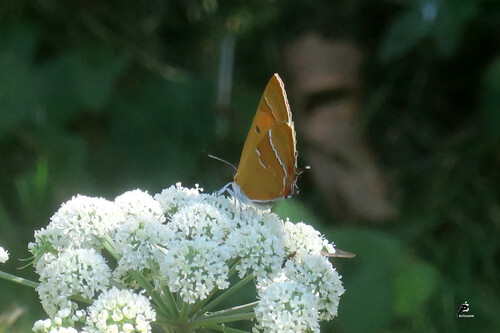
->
<box><xmin>30</xmin><ymin>195</ymin><xmax>124</xmax><ymax>253</ymax></box>
<box><xmin>29</xmin><ymin>183</ymin><xmax>345</xmax><ymax>332</ymax></box>
<box><xmin>0</xmin><ymin>246</ymin><xmax>9</xmax><ymax>263</ymax></box>
<box><xmin>226</xmin><ymin>209</ymin><xmax>285</xmax><ymax>281</ymax></box>
<box><xmin>30</xmin><ymin>190</ymin><xmax>159</xmax><ymax>331</ymax></box>
<box><xmin>115</xmin><ymin>189</ymin><xmax>165</xmax><ymax>222</ymax></box>
<box><xmin>154</xmin><ymin>183</ymin><xmax>289</xmax><ymax>300</ymax></box>
<box><xmin>283</xmin><ymin>221</ymin><xmax>336</xmax><ymax>258</ymax></box>
<box><xmin>169</xmin><ymin>202</ymin><xmax>233</xmax><ymax>242</ymax></box>
<box><xmin>253</xmin><ymin>220</ymin><xmax>345</xmax><ymax>332</ymax></box>
<box><xmin>154</xmin><ymin>182</ymin><xmax>204</xmax><ymax>213</ymax></box>
<box><xmin>112</xmin><ymin>216</ymin><xmax>173</xmax><ymax>285</ymax></box>
<box><xmin>254</xmin><ymin>276</ymin><xmax>320</xmax><ymax>333</ymax></box>
<box><xmin>159</xmin><ymin>237</ymin><xmax>230</xmax><ymax>303</ymax></box>
<box><xmin>254</xmin><ymin>256</ymin><xmax>345</xmax><ymax>333</ymax></box>
<box><xmin>283</xmin><ymin>255</ymin><xmax>345</xmax><ymax>321</ymax></box>
<box><xmin>112</xmin><ymin>190</ymin><xmax>172</xmax><ymax>284</ymax></box>
<box><xmin>36</xmin><ymin>248</ymin><xmax>111</xmax><ymax>317</ymax></box>
<box><xmin>33</xmin><ymin>308</ymin><xmax>84</xmax><ymax>333</ymax></box>
<box><xmin>84</xmin><ymin>287</ymin><xmax>156</xmax><ymax>333</ymax></box>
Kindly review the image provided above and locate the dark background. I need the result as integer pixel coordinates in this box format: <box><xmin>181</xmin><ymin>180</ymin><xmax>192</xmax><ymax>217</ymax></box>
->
<box><xmin>1</xmin><ymin>0</ymin><xmax>499</xmax><ymax>332</ymax></box>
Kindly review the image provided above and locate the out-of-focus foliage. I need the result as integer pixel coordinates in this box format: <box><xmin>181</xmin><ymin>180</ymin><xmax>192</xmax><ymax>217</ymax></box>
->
<box><xmin>0</xmin><ymin>0</ymin><xmax>499</xmax><ymax>332</ymax></box>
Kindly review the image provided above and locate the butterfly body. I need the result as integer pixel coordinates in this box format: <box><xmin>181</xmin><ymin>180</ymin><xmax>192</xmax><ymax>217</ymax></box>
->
<box><xmin>224</xmin><ymin>73</ymin><xmax>300</xmax><ymax>208</ymax></box>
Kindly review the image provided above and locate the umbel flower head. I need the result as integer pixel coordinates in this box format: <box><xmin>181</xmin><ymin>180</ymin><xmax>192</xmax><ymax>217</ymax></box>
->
<box><xmin>29</xmin><ymin>184</ymin><xmax>346</xmax><ymax>333</ymax></box>
<box><xmin>0</xmin><ymin>246</ymin><xmax>9</xmax><ymax>264</ymax></box>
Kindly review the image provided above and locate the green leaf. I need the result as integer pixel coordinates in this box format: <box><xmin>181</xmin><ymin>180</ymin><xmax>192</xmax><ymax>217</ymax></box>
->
<box><xmin>394</xmin><ymin>260</ymin><xmax>439</xmax><ymax>317</ymax></box>
<box><xmin>0</xmin><ymin>21</ymin><xmax>40</xmax><ymax>137</ymax></box>
<box><xmin>37</xmin><ymin>43</ymin><xmax>127</xmax><ymax>124</ymax></box>
<box><xmin>379</xmin><ymin>9</ymin><xmax>433</xmax><ymax>62</ymax></box>
<box><xmin>433</xmin><ymin>0</ymin><xmax>477</xmax><ymax>57</ymax></box>
<box><xmin>326</xmin><ymin>229</ymin><xmax>404</xmax><ymax>333</ymax></box>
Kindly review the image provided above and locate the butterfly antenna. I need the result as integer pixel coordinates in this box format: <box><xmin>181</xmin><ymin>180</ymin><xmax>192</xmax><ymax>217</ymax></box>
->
<box><xmin>208</xmin><ymin>154</ymin><xmax>238</xmax><ymax>172</ymax></box>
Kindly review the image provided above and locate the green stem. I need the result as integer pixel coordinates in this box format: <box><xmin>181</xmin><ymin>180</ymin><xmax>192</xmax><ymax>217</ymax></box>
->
<box><xmin>148</xmin><ymin>260</ymin><xmax>176</xmax><ymax>317</ymax></box>
<box><xmin>150</xmin><ymin>303</ymin><xmax>174</xmax><ymax>321</ymax></box>
<box><xmin>225</xmin><ymin>258</ymin><xmax>240</xmax><ymax>278</ymax></box>
<box><xmin>99</xmin><ymin>235</ymin><xmax>120</xmax><ymax>261</ymax></box>
<box><xmin>99</xmin><ymin>236</ymin><xmax>176</xmax><ymax>318</ymax></box>
<box><xmin>128</xmin><ymin>270</ymin><xmax>172</xmax><ymax>318</ymax></box>
<box><xmin>189</xmin><ymin>312</ymin><xmax>255</xmax><ymax>328</ymax></box>
<box><xmin>179</xmin><ymin>301</ymin><xmax>189</xmax><ymax>322</ymax></box>
<box><xmin>0</xmin><ymin>270</ymin><xmax>38</xmax><ymax>289</ymax></box>
<box><xmin>198</xmin><ymin>273</ymin><xmax>254</xmax><ymax>315</ymax></box>
<box><xmin>203</xmin><ymin>324</ymin><xmax>250</xmax><ymax>333</ymax></box>
<box><xmin>155</xmin><ymin>314</ymin><xmax>179</xmax><ymax>326</ymax></box>
<box><xmin>69</xmin><ymin>293</ymin><xmax>93</xmax><ymax>305</ymax></box>
<box><xmin>163</xmin><ymin>286</ymin><xmax>179</xmax><ymax>318</ymax></box>
<box><xmin>201</xmin><ymin>302</ymin><xmax>258</xmax><ymax>319</ymax></box>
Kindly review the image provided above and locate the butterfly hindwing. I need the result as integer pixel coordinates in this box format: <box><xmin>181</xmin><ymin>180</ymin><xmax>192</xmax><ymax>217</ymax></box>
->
<box><xmin>235</xmin><ymin>122</ymin><xmax>297</xmax><ymax>201</ymax></box>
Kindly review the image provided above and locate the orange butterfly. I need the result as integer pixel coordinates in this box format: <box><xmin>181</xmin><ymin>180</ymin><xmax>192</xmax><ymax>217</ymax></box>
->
<box><xmin>221</xmin><ymin>73</ymin><xmax>300</xmax><ymax>209</ymax></box>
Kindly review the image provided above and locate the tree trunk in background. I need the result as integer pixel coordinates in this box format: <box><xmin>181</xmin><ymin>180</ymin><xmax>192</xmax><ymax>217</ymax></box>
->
<box><xmin>285</xmin><ymin>33</ymin><xmax>395</xmax><ymax>222</ymax></box>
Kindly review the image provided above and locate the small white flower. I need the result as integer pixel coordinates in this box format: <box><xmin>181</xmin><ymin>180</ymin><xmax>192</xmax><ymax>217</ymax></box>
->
<box><xmin>226</xmin><ymin>208</ymin><xmax>285</xmax><ymax>281</ymax></box>
<box><xmin>284</xmin><ymin>254</ymin><xmax>345</xmax><ymax>320</ymax></box>
<box><xmin>115</xmin><ymin>189</ymin><xmax>165</xmax><ymax>222</ymax></box>
<box><xmin>31</xmin><ymin>195</ymin><xmax>124</xmax><ymax>254</ymax></box>
<box><xmin>154</xmin><ymin>182</ymin><xmax>203</xmax><ymax>214</ymax></box>
<box><xmin>158</xmin><ymin>237</ymin><xmax>231</xmax><ymax>303</ymax></box>
<box><xmin>112</xmin><ymin>214</ymin><xmax>174</xmax><ymax>281</ymax></box>
<box><xmin>32</xmin><ymin>318</ymin><xmax>51</xmax><ymax>332</ymax></box>
<box><xmin>32</xmin><ymin>307</ymin><xmax>82</xmax><ymax>333</ymax></box>
<box><xmin>254</xmin><ymin>277</ymin><xmax>320</xmax><ymax>333</ymax></box>
<box><xmin>84</xmin><ymin>287</ymin><xmax>155</xmax><ymax>333</ymax></box>
<box><xmin>36</xmin><ymin>248</ymin><xmax>111</xmax><ymax>317</ymax></box>
<box><xmin>201</xmin><ymin>192</ymin><xmax>239</xmax><ymax>217</ymax></box>
<box><xmin>169</xmin><ymin>202</ymin><xmax>236</xmax><ymax>242</ymax></box>
<box><xmin>0</xmin><ymin>246</ymin><xmax>9</xmax><ymax>263</ymax></box>
<box><xmin>283</xmin><ymin>221</ymin><xmax>335</xmax><ymax>258</ymax></box>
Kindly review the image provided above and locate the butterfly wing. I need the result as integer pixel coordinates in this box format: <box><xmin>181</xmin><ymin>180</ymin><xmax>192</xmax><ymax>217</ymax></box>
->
<box><xmin>237</xmin><ymin>74</ymin><xmax>292</xmax><ymax>168</ymax></box>
<box><xmin>321</xmin><ymin>249</ymin><xmax>356</xmax><ymax>258</ymax></box>
<box><xmin>235</xmin><ymin>122</ymin><xmax>297</xmax><ymax>201</ymax></box>
<box><xmin>234</xmin><ymin>74</ymin><xmax>298</xmax><ymax>202</ymax></box>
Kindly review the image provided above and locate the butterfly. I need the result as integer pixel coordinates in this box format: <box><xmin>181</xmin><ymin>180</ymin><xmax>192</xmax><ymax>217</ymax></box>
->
<box><xmin>218</xmin><ymin>74</ymin><xmax>356</xmax><ymax>258</ymax></box>
<box><xmin>220</xmin><ymin>73</ymin><xmax>300</xmax><ymax>209</ymax></box>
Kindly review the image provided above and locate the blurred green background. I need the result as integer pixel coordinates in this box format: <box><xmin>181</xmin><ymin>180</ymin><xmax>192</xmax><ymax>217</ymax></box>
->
<box><xmin>1</xmin><ymin>0</ymin><xmax>499</xmax><ymax>332</ymax></box>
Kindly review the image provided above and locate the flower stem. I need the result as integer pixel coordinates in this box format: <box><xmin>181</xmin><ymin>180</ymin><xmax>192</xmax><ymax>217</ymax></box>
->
<box><xmin>99</xmin><ymin>236</ymin><xmax>177</xmax><ymax>318</ymax></box>
<box><xmin>179</xmin><ymin>301</ymin><xmax>189</xmax><ymax>322</ymax></box>
<box><xmin>128</xmin><ymin>270</ymin><xmax>172</xmax><ymax>318</ymax></box>
<box><xmin>0</xmin><ymin>270</ymin><xmax>38</xmax><ymax>289</ymax></box>
<box><xmin>155</xmin><ymin>314</ymin><xmax>179</xmax><ymax>326</ymax></box>
<box><xmin>189</xmin><ymin>312</ymin><xmax>255</xmax><ymax>328</ymax></box>
<box><xmin>163</xmin><ymin>286</ymin><xmax>179</xmax><ymax>318</ymax></box>
<box><xmin>148</xmin><ymin>259</ymin><xmax>177</xmax><ymax>318</ymax></box>
<box><xmin>198</xmin><ymin>273</ymin><xmax>254</xmax><ymax>315</ymax></box>
<box><xmin>99</xmin><ymin>235</ymin><xmax>120</xmax><ymax>261</ymax></box>
<box><xmin>227</xmin><ymin>258</ymin><xmax>241</xmax><ymax>277</ymax></box>
<box><xmin>188</xmin><ymin>302</ymin><xmax>257</xmax><ymax>329</ymax></box>
<box><xmin>203</xmin><ymin>323</ymin><xmax>250</xmax><ymax>333</ymax></box>
<box><xmin>202</xmin><ymin>302</ymin><xmax>258</xmax><ymax>318</ymax></box>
